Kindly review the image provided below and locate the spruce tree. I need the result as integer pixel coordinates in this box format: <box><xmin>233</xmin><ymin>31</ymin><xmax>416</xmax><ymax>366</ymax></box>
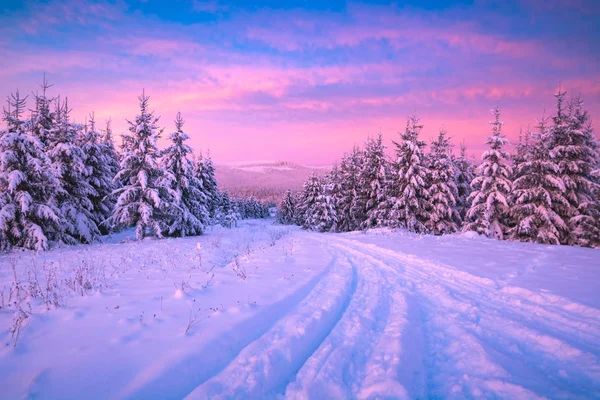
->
<box><xmin>81</xmin><ymin>114</ymin><xmax>117</xmax><ymax>235</ymax></box>
<box><xmin>307</xmin><ymin>179</ymin><xmax>337</xmax><ymax>232</ymax></box>
<box><xmin>337</xmin><ymin>146</ymin><xmax>362</xmax><ymax>232</ymax></box>
<box><xmin>110</xmin><ymin>92</ymin><xmax>172</xmax><ymax>239</ymax></box>
<box><xmin>161</xmin><ymin>113</ymin><xmax>208</xmax><ymax>237</ymax></box>
<box><xmin>454</xmin><ymin>141</ymin><xmax>475</xmax><ymax>223</ymax></box>
<box><xmin>218</xmin><ymin>190</ymin><xmax>238</xmax><ymax>228</ymax></box>
<box><xmin>29</xmin><ymin>75</ymin><xmax>55</xmax><ymax>147</ymax></box>
<box><xmin>359</xmin><ymin>134</ymin><xmax>389</xmax><ymax>229</ymax></box>
<box><xmin>48</xmin><ymin>98</ymin><xmax>99</xmax><ymax>244</ymax></box>
<box><xmin>297</xmin><ymin>173</ymin><xmax>321</xmax><ymax>229</ymax></box>
<box><xmin>464</xmin><ymin>107</ymin><xmax>512</xmax><ymax>239</ymax></box>
<box><xmin>427</xmin><ymin>129</ymin><xmax>460</xmax><ymax>234</ymax></box>
<box><xmin>277</xmin><ymin>190</ymin><xmax>296</xmax><ymax>225</ymax></box>
<box><xmin>0</xmin><ymin>91</ymin><xmax>60</xmax><ymax>250</ymax></box>
<box><xmin>388</xmin><ymin>116</ymin><xmax>431</xmax><ymax>233</ymax></box>
<box><xmin>195</xmin><ymin>152</ymin><xmax>219</xmax><ymax>222</ymax></box>
<box><xmin>549</xmin><ymin>93</ymin><xmax>600</xmax><ymax>246</ymax></box>
<box><xmin>509</xmin><ymin>117</ymin><xmax>570</xmax><ymax>244</ymax></box>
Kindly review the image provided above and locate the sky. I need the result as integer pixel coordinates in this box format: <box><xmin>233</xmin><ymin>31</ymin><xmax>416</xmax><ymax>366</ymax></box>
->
<box><xmin>0</xmin><ymin>0</ymin><xmax>599</xmax><ymax>165</ymax></box>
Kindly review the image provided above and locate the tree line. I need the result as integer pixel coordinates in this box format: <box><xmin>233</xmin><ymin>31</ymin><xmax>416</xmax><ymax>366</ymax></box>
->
<box><xmin>0</xmin><ymin>79</ymin><xmax>269</xmax><ymax>251</ymax></box>
<box><xmin>278</xmin><ymin>90</ymin><xmax>600</xmax><ymax>247</ymax></box>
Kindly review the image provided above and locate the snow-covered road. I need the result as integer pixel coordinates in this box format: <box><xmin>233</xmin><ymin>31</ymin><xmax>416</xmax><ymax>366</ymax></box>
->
<box><xmin>1</xmin><ymin>220</ymin><xmax>598</xmax><ymax>399</ymax></box>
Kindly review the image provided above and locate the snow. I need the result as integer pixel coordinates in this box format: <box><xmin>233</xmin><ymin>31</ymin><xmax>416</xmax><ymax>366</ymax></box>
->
<box><xmin>0</xmin><ymin>219</ymin><xmax>598</xmax><ymax>399</ymax></box>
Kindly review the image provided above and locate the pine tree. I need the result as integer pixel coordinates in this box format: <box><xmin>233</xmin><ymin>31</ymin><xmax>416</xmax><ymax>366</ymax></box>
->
<box><xmin>218</xmin><ymin>190</ymin><xmax>238</xmax><ymax>228</ymax></box>
<box><xmin>277</xmin><ymin>190</ymin><xmax>296</xmax><ymax>224</ymax></box>
<box><xmin>454</xmin><ymin>141</ymin><xmax>476</xmax><ymax>223</ymax></box>
<box><xmin>388</xmin><ymin>116</ymin><xmax>431</xmax><ymax>233</ymax></box>
<box><xmin>427</xmin><ymin>129</ymin><xmax>460</xmax><ymax>234</ymax></box>
<box><xmin>508</xmin><ymin>117</ymin><xmax>570</xmax><ymax>244</ymax></box>
<box><xmin>195</xmin><ymin>152</ymin><xmax>219</xmax><ymax>222</ymax></box>
<box><xmin>307</xmin><ymin>179</ymin><xmax>337</xmax><ymax>232</ymax></box>
<box><xmin>464</xmin><ymin>107</ymin><xmax>512</xmax><ymax>239</ymax></box>
<box><xmin>29</xmin><ymin>75</ymin><xmax>55</xmax><ymax>147</ymax></box>
<box><xmin>110</xmin><ymin>92</ymin><xmax>172</xmax><ymax>239</ymax></box>
<box><xmin>0</xmin><ymin>91</ymin><xmax>60</xmax><ymax>250</ymax></box>
<box><xmin>337</xmin><ymin>146</ymin><xmax>362</xmax><ymax>232</ymax></box>
<box><xmin>161</xmin><ymin>113</ymin><xmax>208</xmax><ymax>237</ymax></box>
<box><xmin>325</xmin><ymin>164</ymin><xmax>344</xmax><ymax>231</ymax></box>
<box><xmin>549</xmin><ymin>93</ymin><xmax>600</xmax><ymax>246</ymax></box>
<box><xmin>48</xmin><ymin>98</ymin><xmax>99</xmax><ymax>244</ymax></box>
<box><xmin>297</xmin><ymin>173</ymin><xmax>322</xmax><ymax>229</ymax></box>
<box><xmin>81</xmin><ymin>114</ymin><xmax>117</xmax><ymax>235</ymax></box>
<box><xmin>359</xmin><ymin>134</ymin><xmax>389</xmax><ymax>229</ymax></box>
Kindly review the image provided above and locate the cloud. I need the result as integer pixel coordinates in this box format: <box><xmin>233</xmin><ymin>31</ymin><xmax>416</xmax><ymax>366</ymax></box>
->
<box><xmin>0</xmin><ymin>0</ymin><xmax>598</xmax><ymax>164</ymax></box>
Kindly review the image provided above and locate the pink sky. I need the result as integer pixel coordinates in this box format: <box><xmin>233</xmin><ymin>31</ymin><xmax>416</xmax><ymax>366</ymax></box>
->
<box><xmin>1</xmin><ymin>0</ymin><xmax>598</xmax><ymax>164</ymax></box>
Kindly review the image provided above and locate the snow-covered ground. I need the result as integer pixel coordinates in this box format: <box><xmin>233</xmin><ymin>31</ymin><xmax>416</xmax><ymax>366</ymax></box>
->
<box><xmin>0</xmin><ymin>219</ymin><xmax>598</xmax><ymax>399</ymax></box>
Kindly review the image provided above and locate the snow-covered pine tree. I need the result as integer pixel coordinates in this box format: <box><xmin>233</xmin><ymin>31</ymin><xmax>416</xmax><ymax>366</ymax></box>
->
<box><xmin>29</xmin><ymin>76</ymin><xmax>55</xmax><ymax>147</ymax></box>
<box><xmin>110</xmin><ymin>92</ymin><xmax>172</xmax><ymax>240</ymax></box>
<box><xmin>427</xmin><ymin>129</ymin><xmax>460</xmax><ymax>234</ymax></box>
<box><xmin>454</xmin><ymin>141</ymin><xmax>476</xmax><ymax>224</ymax></box>
<box><xmin>277</xmin><ymin>189</ymin><xmax>296</xmax><ymax>224</ymax></box>
<box><xmin>80</xmin><ymin>114</ymin><xmax>117</xmax><ymax>235</ymax></box>
<box><xmin>555</xmin><ymin>93</ymin><xmax>599</xmax><ymax>246</ymax></box>
<box><xmin>359</xmin><ymin>134</ymin><xmax>389</xmax><ymax>229</ymax></box>
<box><xmin>464</xmin><ymin>107</ymin><xmax>512</xmax><ymax>239</ymax></box>
<box><xmin>101</xmin><ymin>119</ymin><xmax>120</xmax><ymax>185</ymax></box>
<box><xmin>218</xmin><ymin>190</ymin><xmax>238</xmax><ymax>228</ymax></box>
<box><xmin>335</xmin><ymin>146</ymin><xmax>363</xmax><ymax>232</ymax></box>
<box><xmin>48</xmin><ymin>98</ymin><xmax>99</xmax><ymax>244</ymax></box>
<box><xmin>508</xmin><ymin>116</ymin><xmax>570</xmax><ymax>244</ymax></box>
<box><xmin>307</xmin><ymin>178</ymin><xmax>337</xmax><ymax>232</ymax></box>
<box><xmin>388</xmin><ymin>116</ymin><xmax>431</xmax><ymax>233</ymax></box>
<box><xmin>297</xmin><ymin>173</ymin><xmax>322</xmax><ymax>229</ymax></box>
<box><xmin>0</xmin><ymin>91</ymin><xmax>60</xmax><ymax>250</ymax></box>
<box><xmin>194</xmin><ymin>152</ymin><xmax>219</xmax><ymax>222</ymax></box>
<box><xmin>161</xmin><ymin>112</ymin><xmax>208</xmax><ymax>237</ymax></box>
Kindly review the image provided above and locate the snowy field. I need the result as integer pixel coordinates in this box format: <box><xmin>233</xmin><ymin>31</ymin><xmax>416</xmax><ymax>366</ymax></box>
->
<box><xmin>0</xmin><ymin>219</ymin><xmax>598</xmax><ymax>399</ymax></box>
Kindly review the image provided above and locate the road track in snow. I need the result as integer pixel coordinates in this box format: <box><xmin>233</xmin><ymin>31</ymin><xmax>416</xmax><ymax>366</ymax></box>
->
<box><xmin>127</xmin><ymin>233</ymin><xmax>600</xmax><ymax>400</ymax></box>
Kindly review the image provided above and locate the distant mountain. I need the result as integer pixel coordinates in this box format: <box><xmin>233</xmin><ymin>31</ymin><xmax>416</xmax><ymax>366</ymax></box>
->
<box><xmin>215</xmin><ymin>161</ymin><xmax>327</xmax><ymax>203</ymax></box>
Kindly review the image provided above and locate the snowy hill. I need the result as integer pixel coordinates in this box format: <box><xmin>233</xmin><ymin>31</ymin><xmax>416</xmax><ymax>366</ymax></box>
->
<box><xmin>215</xmin><ymin>161</ymin><xmax>326</xmax><ymax>203</ymax></box>
<box><xmin>0</xmin><ymin>220</ymin><xmax>598</xmax><ymax>399</ymax></box>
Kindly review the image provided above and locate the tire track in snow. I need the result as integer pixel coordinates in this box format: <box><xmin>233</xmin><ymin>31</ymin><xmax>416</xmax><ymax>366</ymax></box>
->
<box><xmin>329</xmin><ymin>236</ymin><xmax>600</xmax><ymax>399</ymax></box>
<box><xmin>122</xmin><ymin>243</ymin><xmax>340</xmax><ymax>400</ymax></box>
<box><xmin>284</xmin><ymin>243</ymin><xmax>397</xmax><ymax>399</ymax></box>
<box><xmin>183</xmin><ymin>248</ymin><xmax>357</xmax><ymax>399</ymax></box>
<box><xmin>330</xmin><ymin>237</ymin><xmax>600</xmax><ymax>351</ymax></box>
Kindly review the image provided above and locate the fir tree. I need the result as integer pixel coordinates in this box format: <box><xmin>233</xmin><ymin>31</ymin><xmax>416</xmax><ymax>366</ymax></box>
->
<box><xmin>427</xmin><ymin>129</ymin><xmax>460</xmax><ymax>234</ymax></box>
<box><xmin>195</xmin><ymin>152</ymin><xmax>219</xmax><ymax>222</ymax></box>
<box><xmin>509</xmin><ymin>117</ymin><xmax>569</xmax><ymax>244</ymax></box>
<box><xmin>359</xmin><ymin>134</ymin><xmax>389</xmax><ymax>229</ymax></box>
<box><xmin>549</xmin><ymin>93</ymin><xmax>600</xmax><ymax>246</ymax></box>
<box><xmin>110</xmin><ymin>92</ymin><xmax>172</xmax><ymax>239</ymax></box>
<box><xmin>297</xmin><ymin>173</ymin><xmax>322</xmax><ymax>229</ymax></box>
<box><xmin>388</xmin><ymin>116</ymin><xmax>431</xmax><ymax>233</ymax></box>
<box><xmin>81</xmin><ymin>114</ymin><xmax>117</xmax><ymax>235</ymax></box>
<box><xmin>454</xmin><ymin>141</ymin><xmax>476</xmax><ymax>223</ymax></box>
<box><xmin>29</xmin><ymin>75</ymin><xmax>55</xmax><ymax>147</ymax></box>
<box><xmin>277</xmin><ymin>190</ymin><xmax>296</xmax><ymax>224</ymax></box>
<box><xmin>337</xmin><ymin>146</ymin><xmax>362</xmax><ymax>232</ymax></box>
<box><xmin>48</xmin><ymin>98</ymin><xmax>99</xmax><ymax>244</ymax></box>
<box><xmin>218</xmin><ymin>190</ymin><xmax>238</xmax><ymax>228</ymax></box>
<box><xmin>0</xmin><ymin>91</ymin><xmax>60</xmax><ymax>250</ymax></box>
<box><xmin>307</xmin><ymin>179</ymin><xmax>337</xmax><ymax>232</ymax></box>
<box><xmin>464</xmin><ymin>107</ymin><xmax>512</xmax><ymax>239</ymax></box>
<box><xmin>161</xmin><ymin>113</ymin><xmax>208</xmax><ymax>237</ymax></box>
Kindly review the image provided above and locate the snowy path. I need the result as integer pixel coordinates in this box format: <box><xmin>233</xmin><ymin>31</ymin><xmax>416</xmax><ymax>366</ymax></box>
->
<box><xmin>0</xmin><ymin>221</ymin><xmax>598</xmax><ymax>399</ymax></box>
<box><xmin>170</xmin><ymin>232</ymin><xmax>600</xmax><ymax>399</ymax></box>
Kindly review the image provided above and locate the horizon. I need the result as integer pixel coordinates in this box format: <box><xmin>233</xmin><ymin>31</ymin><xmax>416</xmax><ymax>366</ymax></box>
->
<box><xmin>1</xmin><ymin>0</ymin><xmax>599</xmax><ymax>165</ymax></box>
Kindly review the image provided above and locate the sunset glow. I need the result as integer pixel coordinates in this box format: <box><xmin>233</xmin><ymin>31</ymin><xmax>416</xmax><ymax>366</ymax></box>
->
<box><xmin>1</xmin><ymin>0</ymin><xmax>599</xmax><ymax>164</ymax></box>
